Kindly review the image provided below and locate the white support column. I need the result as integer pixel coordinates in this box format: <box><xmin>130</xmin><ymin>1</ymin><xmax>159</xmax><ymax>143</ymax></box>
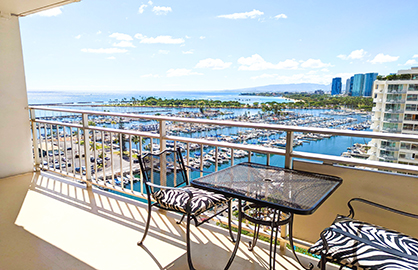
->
<box><xmin>159</xmin><ymin>120</ymin><xmax>167</xmax><ymax>185</ymax></box>
<box><xmin>0</xmin><ymin>15</ymin><xmax>33</xmax><ymax>178</ymax></box>
<box><xmin>82</xmin><ymin>113</ymin><xmax>92</xmax><ymax>186</ymax></box>
<box><xmin>159</xmin><ymin>120</ymin><xmax>166</xmax><ymax>152</ymax></box>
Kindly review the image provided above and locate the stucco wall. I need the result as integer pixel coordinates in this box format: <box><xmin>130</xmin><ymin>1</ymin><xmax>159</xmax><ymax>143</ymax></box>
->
<box><xmin>292</xmin><ymin>160</ymin><xmax>418</xmax><ymax>243</ymax></box>
<box><xmin>0</xmin><ymin>16</ymin><xmax>33</xmax><ymax>178</ymax></box>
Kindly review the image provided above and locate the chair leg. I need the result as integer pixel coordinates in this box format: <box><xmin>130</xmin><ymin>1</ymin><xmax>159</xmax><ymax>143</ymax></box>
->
<box><xmin>176</xmin><ymin>214</ymin><xmax>186</xmax><ymax>224</ymax></box>
<box><xmin>228</xmin><ymin>200</ymin><xmax>236</xmax><ymax>242</ymax></box>
<box><xmin>138</xmin><ymin>202</ymin><xmax>152</xmax><ymax>246</ymax></box>
<box><xmin>320</xmin><ymin>252</ymin><xmax>327</xmax><ymax>270</ymax></box>
<box><xmin>186</xmin><ymin>213</ymin><xmax>196</xmax><ymax>270</ymax></box>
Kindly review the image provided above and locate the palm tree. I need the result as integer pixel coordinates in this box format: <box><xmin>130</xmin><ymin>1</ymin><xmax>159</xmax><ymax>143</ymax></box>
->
<box><xmin>132</xmin><ymin>135</ymin><xmax>141</xmax><ymax>153</ymax></box>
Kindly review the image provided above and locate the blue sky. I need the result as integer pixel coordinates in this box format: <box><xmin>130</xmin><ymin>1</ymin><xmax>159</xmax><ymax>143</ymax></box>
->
<box><xmin>20</xmin><ymin>0</ymin><xmax>418</xmax><ymax>92</ymax></box>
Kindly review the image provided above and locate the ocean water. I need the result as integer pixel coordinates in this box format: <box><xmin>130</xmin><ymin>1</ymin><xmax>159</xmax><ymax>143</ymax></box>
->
<box><xmin>27</xmin><ymin>90</ymin><xmax>290</xmax><ymax>105</ymax></box>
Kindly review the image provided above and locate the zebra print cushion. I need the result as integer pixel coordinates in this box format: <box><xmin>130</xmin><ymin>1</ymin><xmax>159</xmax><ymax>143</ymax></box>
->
<box><xmin>152</xmin><ymin>186</ymin><xmax>229</xmax><ymax>216</ymax></box>
<box><xmin>309</xmin><ymin>215</ymin><xmax>418</xmax><ymax>270</ymax></box>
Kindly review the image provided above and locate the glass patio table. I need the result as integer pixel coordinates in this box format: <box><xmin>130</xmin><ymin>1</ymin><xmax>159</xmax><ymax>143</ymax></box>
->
<box><xmin>191</xmin><ymin>162</ymin><xmax>342</xmax><ymax>270</ymax></box>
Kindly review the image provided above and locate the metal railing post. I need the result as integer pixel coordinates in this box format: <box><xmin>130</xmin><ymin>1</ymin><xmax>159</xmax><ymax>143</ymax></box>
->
<box><xmin>30</xmin><ymin>109</ymin><xmax>41</xmax><ymax>170</ymax></box>
<box><xmin>282</xmin><ymin>130</ymin><xmax>294</xmax><ymax>252</ymax></box>
<box><xmin>284</xmin><ymin>131</ymin><xmax>294</xmax><ymax>169</ymax></box>
<box><xmin>82</xmin><ymin>113</ymin><xmax>92</xmax><ymax>186</ymax></box>
<box><xmin>159</xmin><ymin>120</ymin><xmax>167</xmax><ymax>185</ymax></box>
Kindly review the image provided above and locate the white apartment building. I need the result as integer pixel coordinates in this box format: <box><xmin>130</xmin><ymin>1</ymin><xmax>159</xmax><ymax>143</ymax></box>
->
<box><xmin>369</xmin><ymin>67</ymin><xmax>418</xmax><ymax>165</ymax></box>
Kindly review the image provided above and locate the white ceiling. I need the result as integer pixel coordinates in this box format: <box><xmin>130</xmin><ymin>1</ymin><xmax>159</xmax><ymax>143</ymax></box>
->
<box><xmin>0</xmin><ymin>0</ymin><xmax>80</xmax><ymax>17</ymax></box>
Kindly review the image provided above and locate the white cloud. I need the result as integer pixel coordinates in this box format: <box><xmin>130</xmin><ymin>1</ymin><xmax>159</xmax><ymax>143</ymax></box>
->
<box><xmin>321</xmin><ymin>68</ymin><xmax>330</xmax><ymax>72</ymax></box>
<box><xmin>200</xmin><ymin>36</ymin><xmax>206</xmax><ymax>40</ymax></box>
<box><xmin>185</xmin><ymin>35</ymin><xmax>191</xmax><ymax>39</ymax></box>
<box><xmin>275</xmin><ymin>14</ymin><xmax>287</xmax><ymax>19</ymax></box>
<box><xmin>399</xmin><ymin>59</ymin><xmax>418</xmax><ymax>66</ymax></box>
<box><xmin>158</xmin><ymin>50</ymin><xmax>169</xmax><ymax>54</ymax></box>
<box><xmin>250</xmin><ymin>74</ymin><xmax>278</xmax><ymax>80</ymax></box>
<box><xmin>138</xmin><ymin>4</ymin><xmax>147</xmax><ymax>14</ymax></box>
<box><xmin>218</xmin><ymin>9</ymin><xmax>264</xmax><ymax>19</ymax></box>
<box><xmin>107</xmin><ymin>56</ymin><xmax>116</xmax><ymax>60</ymax></box>
<box><xmin>141</xmin><ymin>73</ymin><xmax>160</xmax><ymax>78</ymax></box>
<box><xmin>75</xmin><ymin>35</ymin><xmax>81</xmax><ymax>39</ymax></box>
<box><xmin>148</xmin><ymin>1</ymin><xmax>153</xmax><ymax>5</ymax></box>
<box><xmin>238</xmin><ymin>54</ymin><xmax>299</xmax><ymax>70</ymax></box>
<box><xmin>300</xmin><ymin>59</ymin><xmax>332</xmax><ymax>69</ymax></box>
<box><xmin>135</xmin><ymin>33</ymin><xmax>185</xmax><ymax>44</ymax></box>
<box><xmin>338</xmin><ymin>49</ymin><xmax>367</xmax><ymax>60</ymax></box>
<box><xmin>113</xmin><ymin>41</ymin><xmax>135</xmax><ymax>48</ymax></box>
<box><xmin>413</xmin><ymin>54</ymin><xmax>418</xmax><ymax>58</ymax></box>
<box><xmin>182</xmin><ymin>50</ymin><xmax>194</xmax><ymax>54</ymax></box>
<box><xmin>370</xmin><ymin>53</ymin><xmax>399</xmax><ymax>64</ymax></box>
<box><xmin>195</xmin><ymin>58</ymin><xmax>232</xmax><ymax>70</ymax></box>
<box><xmin>153</xmin><ymin>6</ymin><xmax>172</xmax><ymax>15</ymax></box>
<box><xmin>81</xmin><ymin>48</ymin><xmax>128</xmax><ymax>54</ymax></box>
<box><xmin>37</xmin><ymin>7</ymin><xmax>62</xmax><ymax>17</ymax></box>
<box><xmin>166</xmin><ymin>68</ymin><xmax>203</xmax><ymax>77</ymax></box>
<box><xmin>250</xmin><ymin>73</ymin><xmax>335</xmax><ymax>85</ymax></box>
<box><xmin>109</xmin><ymin>33</ymin><xmax>133</xmax><ymax>41</ymax></box>
<box><xmin>96</xmin><ymin>31</ymin><xmax>102</xmax><ymax>35</ymax></box>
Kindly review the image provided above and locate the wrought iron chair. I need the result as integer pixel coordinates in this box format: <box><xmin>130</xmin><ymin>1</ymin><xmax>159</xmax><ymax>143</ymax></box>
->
<box><xmin>137</xmin><ymin>148</ymin><xmax>235</xmax><ymax>270</ymax></box>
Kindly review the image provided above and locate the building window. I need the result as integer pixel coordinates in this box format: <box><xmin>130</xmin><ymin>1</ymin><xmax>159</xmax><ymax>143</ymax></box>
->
<box><xmin>407</xmin><ymin>94</ymin><xmax>418</xmax><ymax>101</ymax></box>
<box><xmin>409</xmin><ymin>84</ymin><xmax>418</xmax><ymax>91</ymax></box>
<box><xmin>403</xmin><ymin>124</ymin><xmax>413</xmax><ymax>130</ymax></box>
<box><xmin>388</xmin><ymin>84</ymin><xmax>402</xmax><ymax>91</ymax></box>
<box><xmin>400</xmin><ymin>142</ymin><xmax>410</xmax><ymax>150</ymax></box>
<box><xmin>405</xmin><ymin>104</ymin><xmax>417</xmax><ymax>111</ymax></box>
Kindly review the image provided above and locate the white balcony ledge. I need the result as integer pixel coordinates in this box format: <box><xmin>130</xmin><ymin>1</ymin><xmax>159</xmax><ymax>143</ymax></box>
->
<box><xmin>0</xmin><ymin>171</ymin><xmax>323</xmax><ymax>270</ymax></box>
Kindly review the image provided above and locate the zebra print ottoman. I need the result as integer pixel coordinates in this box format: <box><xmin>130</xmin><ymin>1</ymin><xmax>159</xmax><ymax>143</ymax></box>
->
<box><xmin>309</xmin><ymin>215</ymin><xmax>418</xmax><ymax>270</ymax></box>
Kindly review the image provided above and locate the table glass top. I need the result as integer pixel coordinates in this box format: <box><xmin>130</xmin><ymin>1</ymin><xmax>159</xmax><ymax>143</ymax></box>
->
<box><xmin>192</xmin><ymin>162</ymin><xmax>342</xmax><ymax>214</ymax></box>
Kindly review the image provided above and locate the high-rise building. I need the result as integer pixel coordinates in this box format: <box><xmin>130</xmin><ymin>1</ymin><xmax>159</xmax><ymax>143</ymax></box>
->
<box><xmin>345</xmin><ymin>78</ymin><xmax>351</xmax><ymax>95</ymax></box>
<box><xmin>331</xmin><ymin>77</ymin><xmax>342</xmax><ymax>95</ymax></box>
<box><xmin>363</xmin><ymin>72</ymin><xmax>378</xmax><ymax>96</ymax></box>
<box><xmin>352</xmin><ymin>74</ymin><xmax>365</xmax><ymax>96</ymax></box>
<box><xmin>368</xmin><ymin>67</ymin><xmax>418</xmax><ymax>165</ymax></box>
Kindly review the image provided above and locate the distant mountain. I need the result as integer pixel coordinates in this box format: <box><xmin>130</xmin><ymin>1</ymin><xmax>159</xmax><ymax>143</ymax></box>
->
<box><xmin>226</xmin><ymin>83</ymin><xmax>331</xmax><ymax>93</ymax></box>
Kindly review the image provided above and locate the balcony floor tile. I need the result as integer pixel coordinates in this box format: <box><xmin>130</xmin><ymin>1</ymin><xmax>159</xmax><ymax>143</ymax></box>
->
<box><xmin>0</xmin><ymin>172</ymin><xmax>320</xmax><ymax>270</ymax></box>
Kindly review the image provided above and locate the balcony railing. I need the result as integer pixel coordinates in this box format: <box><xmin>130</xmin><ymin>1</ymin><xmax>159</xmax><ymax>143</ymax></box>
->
<box><xmin>378</xmin><ymin>145</ymin><xmax>400</xmax><ymax>151</ymax></box>
<box><xmin>385</xmin><ymin>99</ymin><xmax>406</xmax><ymax>104</ymax></box>
<box><xmin>384</xmin><ymin>109</ymin><xmax>404</xmax><ymax>114</ymax></box>
<box><xmin>27</xmin><ymin>106</ymin><xmax>418</xmax><ymax>254</ymax></box>
<box><xmin>29</xmin><ymin>106</ymin><xmax>418</xmax><ymax>183</ymax></box>
<box><xmin>385</xmin><ymin>89</ymin><xmax>407</xmax><ymax>94</ymax></box>
<box><xmin>382</xmin><ymin>128</ymin><xmax>402</xmax><ymax>133</ymax></box>
<box><xmin>379</xmin><ymin>155</ymin><xmax>398</xmax><ymax>161</ymax></box>
<box><xmin>383</xmin><ymin>118</ymin><xmax>402</xmax><ymax>123</ymax></box>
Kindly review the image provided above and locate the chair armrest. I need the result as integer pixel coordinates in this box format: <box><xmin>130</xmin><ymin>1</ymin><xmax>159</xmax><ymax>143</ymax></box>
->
<box><xmin>145</xmin><ymin>182</ymin><xmax>194</xmax><ymax>213</ymax></box>
<box><xmin>347</xmin><ymin>198</ymin><xmax>418</xmax><ymax>219</ymax></box>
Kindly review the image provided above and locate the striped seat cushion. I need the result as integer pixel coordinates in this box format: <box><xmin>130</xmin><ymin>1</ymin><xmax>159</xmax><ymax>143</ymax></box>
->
<box><xmin>309</xmin><ymin>216</ymin><xmax>418</xmax><ymax>270</ymax></box>
<box><xmin>153</xmin><ymin>186</ymin><xmax>229</xmax><ymax>216</ymax></box>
